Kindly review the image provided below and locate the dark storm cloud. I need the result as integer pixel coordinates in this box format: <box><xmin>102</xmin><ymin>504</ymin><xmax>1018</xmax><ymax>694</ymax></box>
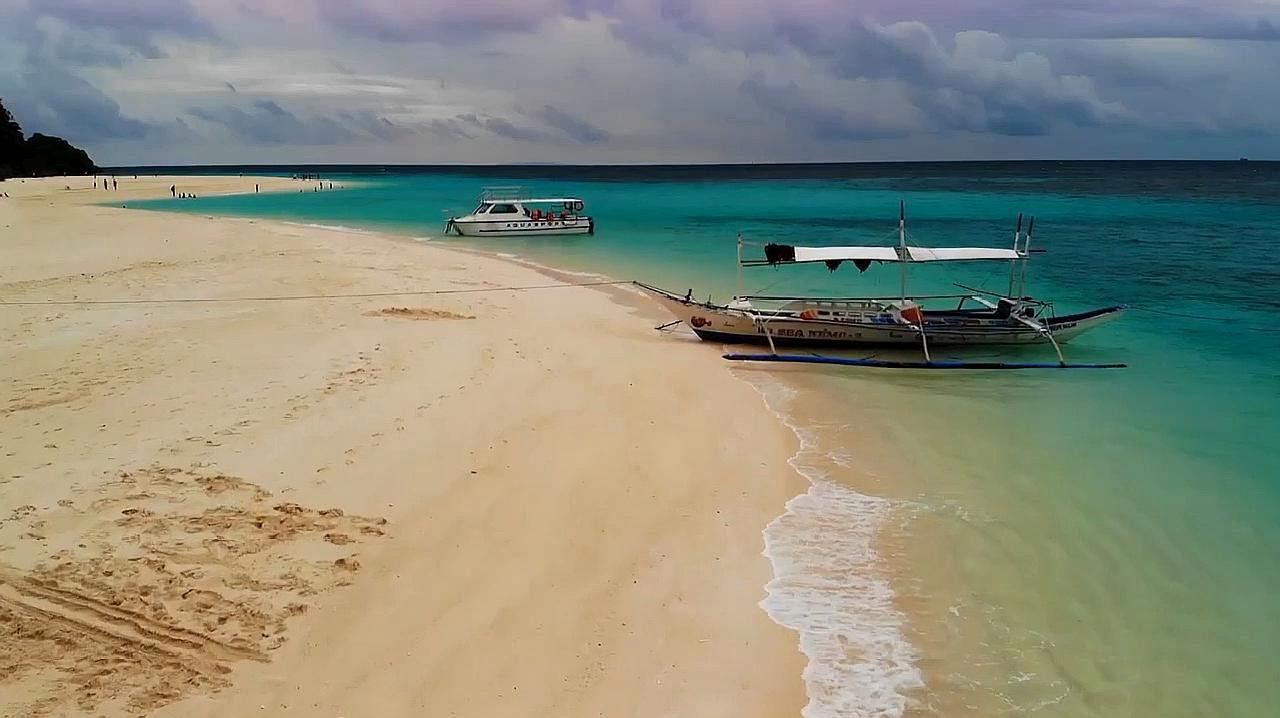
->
<box><xmin>540</xmin><ymin>105</ymin><xmax>608</xmax><ymax>143</ymax></box>
<box><xmin>188</xmin><ymin>100</ymin><xmax>356</xmax><ymax>145</ymax></box>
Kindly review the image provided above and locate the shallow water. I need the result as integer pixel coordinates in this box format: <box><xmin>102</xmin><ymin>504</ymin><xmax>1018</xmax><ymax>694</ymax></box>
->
<box><xmin>131</xmin><ymin>162</ymin><xmax>1280</xmax><ymax>716</ymax></box>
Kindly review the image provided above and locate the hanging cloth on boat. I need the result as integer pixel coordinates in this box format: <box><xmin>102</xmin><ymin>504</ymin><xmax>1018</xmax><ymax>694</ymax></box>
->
<box><xmin>854</xmin><ymin>259</ymin><xmax>872</xmax><ymax>273</ymax></box>
<box><xmin>763</xmin><ymin>243</ymin><xmax>796</xmax><ymax>265</ymax></box>
<box><xmin>825</xmin><ymin>260</ymin><xmax>843</xmax><ymax>273</ymax></box>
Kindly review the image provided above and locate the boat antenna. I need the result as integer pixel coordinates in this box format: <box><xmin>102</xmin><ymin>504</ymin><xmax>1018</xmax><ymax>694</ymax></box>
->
<box><xmin>899</xmin><ymin>200</ymin><xmax>908</xmax><ymax>301</ymax></box>
<box><xmin>1007</xmin><ymin>213</ymin><xmax>1023</xmax><ymax>297</ymax></box>
<box><xmin>1019</xmin><ymin>216</ymin><xmax>1035</xmax><ymax>298</ymax></box>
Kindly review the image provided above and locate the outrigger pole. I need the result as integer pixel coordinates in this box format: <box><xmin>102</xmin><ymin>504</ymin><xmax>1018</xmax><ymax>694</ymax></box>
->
<box><xmin>723</xmin><ymin>353</ymin><xmax>1127</xmax><ymax>370</ymax></box>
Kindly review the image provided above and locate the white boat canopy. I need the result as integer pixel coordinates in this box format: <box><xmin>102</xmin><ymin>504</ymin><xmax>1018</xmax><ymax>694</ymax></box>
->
<box><xmin>898</xmin><ymin>247</ymin><xmax>1022</xmax><ymax>262</ymax></box>
<box><xmin>792</xmin><ymin>246</ymin><xmax>900</xmax><ymax>263</ymax></box>
<box><xmin>752</xmin><ymin>244</ymin><xmax>1023</xmax><ymax>265</ymax></box>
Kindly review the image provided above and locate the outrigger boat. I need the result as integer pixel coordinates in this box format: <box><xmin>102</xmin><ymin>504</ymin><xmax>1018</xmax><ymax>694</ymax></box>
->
<box><xmin>636</xmin><ymin>203</ymin><xmax>1126</xmax><ymax>369</ymax></box>
<box><xmin>445</xmin><ymin>186</ymin><xmax>595</xmax><ymax>237</ymax></box>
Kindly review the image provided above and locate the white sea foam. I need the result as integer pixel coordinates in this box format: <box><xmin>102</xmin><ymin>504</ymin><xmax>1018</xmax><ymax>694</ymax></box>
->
<box><xmin>284</xmin><ymin>221</ymin><xmax>372</xmax><ymax>234</ymax></box>
<box><xmin>742</xmin><ymin>373</ymin><xmax>923</xmax><ymax>718</ymax></box>
<box><xmin>490</xmin><ymin>253</ymin><xmax>614</xmax><ymax>283</ymax></box>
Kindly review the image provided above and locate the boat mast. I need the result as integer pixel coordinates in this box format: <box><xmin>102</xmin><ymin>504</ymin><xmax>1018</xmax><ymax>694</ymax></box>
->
<box><xmin>1018</xmin><ymin>216</ymin><xmax>1035</xmax><ymax>298</ymax></box>
<box><xmin>898</xmin><ymin>201</ymin><xmax>907</xmax><ymax>301</ymax></box>
<box><xmin>736</xmin><ymin>233</ymin><xmax>743</xmax><ymax>299</ymax></box>
<box><xmin>1007</xmin><ymin>213</ymin><xmax>1023</xmax><ymax>297</ymax></box>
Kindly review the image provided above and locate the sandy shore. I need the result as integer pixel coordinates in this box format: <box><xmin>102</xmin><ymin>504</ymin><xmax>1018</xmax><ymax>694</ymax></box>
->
<box><xmin>0</xmin><ymin>176</ymin><xmax>806</xmax><ymax>717</ymax></box>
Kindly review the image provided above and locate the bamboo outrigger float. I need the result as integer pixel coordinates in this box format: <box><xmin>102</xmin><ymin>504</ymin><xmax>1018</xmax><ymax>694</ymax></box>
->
<box><xmin>636</xmin><ymin>203</ymin><xmax>1126</xmax><ymax>370</ymax></box>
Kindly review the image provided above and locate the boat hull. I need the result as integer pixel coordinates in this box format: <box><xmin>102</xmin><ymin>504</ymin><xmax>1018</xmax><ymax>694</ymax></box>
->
<box><xmin>639</xmin><ymin>284</ymin><xmax>1124</xmax><ymax>348</ymax></box>
<box><xmin>451</xmin><ymin>216</ymin><xmax>594</xmax><ymax>237</ymax></box>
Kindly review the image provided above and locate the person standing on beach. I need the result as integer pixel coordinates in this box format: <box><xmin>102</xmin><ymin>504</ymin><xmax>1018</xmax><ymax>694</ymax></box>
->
<box><xmin>112</xmin><ymin>177</ymin><xmax>117</xmax><ymax>191</ymax></box>
<box><xmin>171</xmin><ymin>185</ymin><xmax>176</xmax><ymax>197</ymax></box>
<box><xmin>255</xmin><ymin>183</ymin><xmax>259</xmax><ymax>193</ymax></box>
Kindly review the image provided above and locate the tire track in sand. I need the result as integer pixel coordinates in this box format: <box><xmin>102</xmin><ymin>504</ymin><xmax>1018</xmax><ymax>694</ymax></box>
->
<box><xmin>0</xmin><ymin>571</ymin><xmax>266</xmax><ymax>669</ymax></box>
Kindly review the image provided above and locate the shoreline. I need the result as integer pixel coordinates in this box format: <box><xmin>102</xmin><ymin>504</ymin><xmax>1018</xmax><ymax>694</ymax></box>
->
<box><xmin>1</xmin><ymin>175</ymin><xmax>808</xmax><ymax>717</ymax></box>
<box><xmin>736</xmin><ymin>371</ymin><xmax>924</xmax><ymax>717</ymax></box>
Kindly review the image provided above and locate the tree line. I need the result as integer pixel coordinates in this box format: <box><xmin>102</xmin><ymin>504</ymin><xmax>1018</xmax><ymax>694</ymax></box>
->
<box><xmin>0</xmin><ymin>98</ymin><xmax>98</xmax><ymax>180</ymax></box>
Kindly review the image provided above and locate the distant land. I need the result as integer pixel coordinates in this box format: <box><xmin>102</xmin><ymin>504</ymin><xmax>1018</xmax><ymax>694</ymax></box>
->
<box><xmin>0</xmin><ymin>98</ymin><xmax>97</xmax><ymax>180</ymax></box>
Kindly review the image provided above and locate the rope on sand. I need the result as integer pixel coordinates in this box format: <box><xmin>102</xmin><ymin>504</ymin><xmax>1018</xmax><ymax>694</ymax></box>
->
<box><xmin>0</xmin><ymin>280</ymin><xmax>633</xmax><ymax>307</ymax></box>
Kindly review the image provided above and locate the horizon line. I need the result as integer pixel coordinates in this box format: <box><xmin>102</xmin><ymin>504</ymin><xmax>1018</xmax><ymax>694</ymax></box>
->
<box><xmin>101</xmin><ymin>158</ymin><xmax>1272</xmax><ymax>170</ymax></box>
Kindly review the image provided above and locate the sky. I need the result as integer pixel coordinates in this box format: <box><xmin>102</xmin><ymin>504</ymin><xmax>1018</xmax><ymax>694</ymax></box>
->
<box><xmin>1</xmin><ymin>0</ymin><xmax>1279</xmax><ymax>165</ymax></box>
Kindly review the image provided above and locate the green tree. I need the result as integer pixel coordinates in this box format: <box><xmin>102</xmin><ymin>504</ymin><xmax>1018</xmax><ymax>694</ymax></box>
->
<box><xmin>0</xmin><ymin>98</ymin><xmax>24</xmax><ymax>180</ymax></box>
<box><xmin>0</xmin><ymin>97</ymin><xmax>98</xmax><ymax>180</ymax></box>
<box><xmin>23</xmin><ymin>134</ymin><xmax>97</xmax><ymax>177</ymax></box>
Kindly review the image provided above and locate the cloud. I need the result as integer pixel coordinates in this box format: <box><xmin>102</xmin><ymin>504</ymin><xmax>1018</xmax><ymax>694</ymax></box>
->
<box><xmin>607</xmin><ymin>1</ymin><xmax>1280</xmax><ymax>44</ymax></box>
<box><xmin>314</xmin><ymin>0</ymin><xmax>570</xmax><ymax>43</ymax></box>
<box><xmin>741</xmin><ymin>79</ymin><xmax>917</xmax><ymax>142</ymax></box>
<box><xmin>996</xmin><ymin>3</ymin><xmax>1280</xmax><ymax>42</ymax></box>
<box><xmin>188</xmin><ymin>99</ymin><xmax>355</xmax><ymax>144</ymax></box>
<box><xmin>43</xmin><ymin>31</ymin><xmax>135</xmax><ymax>68</ymax></box>
<box><xmin>28</xmin><ymin>0</ymin><xmax>216</xmax><ymax>58</ymax></box>
<box><xmin>5</xmin><ymin>0</ymin><xmax>1280</xmax><ymax>163</ymax></box>
<box><xmin>837</xmin><ymin>25</ymin><xmax>1130</xmax><ymax>133</ymax></box>
<box><xmin>458</xmin><ymin>112</ymin><xmax>546</xmax><ymax>141</ymax></box>
<box><xmin>337</xmin><ymin>110</ymin><xmax>415</xmax><ymax>141</ymax></box>
<box><xmin>186</xmin><ymin>100</ymin><xmax>420</xmax><ymax>145</ymax></box>
<box><xmin>732</xmin><ymin>23</ymin><xmax>1131</xmax><ymax>140</ymax></box>
<box><xmin>0</xmin><ymin>58</ymin><xmax>155</xmax><ymax>142</ymax></box>
<box><xmin>424</xmin><ymin>117</ymin><xmax>476</xmax><ymax>140</ymax></box>
<box><xmin>540</xmin><ymin>104</ymin><xmax>608</xmax><ymax>142</ymax></box>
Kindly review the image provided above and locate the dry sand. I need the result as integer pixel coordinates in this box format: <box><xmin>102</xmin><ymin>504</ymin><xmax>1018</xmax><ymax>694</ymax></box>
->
<box><xmin>0</xmin><ymin>176</ymin><xmax>806</xmax><ymax>717</ymax></box>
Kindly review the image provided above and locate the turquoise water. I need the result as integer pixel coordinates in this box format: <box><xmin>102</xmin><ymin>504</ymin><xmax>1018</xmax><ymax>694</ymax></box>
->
<box><xmin>132</xmin><ymin>163</ymin><xmax>1280</xmax><ymax>716</ymax></box>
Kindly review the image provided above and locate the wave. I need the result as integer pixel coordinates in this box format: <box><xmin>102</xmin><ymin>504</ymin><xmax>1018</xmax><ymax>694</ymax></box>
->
<box><xmin>742</xmin><ymin>373</ymin><xmax>923</xmax><ymax>718</ymax></box>
<box><xmin>283</xmin><ymin>221</ymin><xmax>372</xmax><ymax>234</ymax></box>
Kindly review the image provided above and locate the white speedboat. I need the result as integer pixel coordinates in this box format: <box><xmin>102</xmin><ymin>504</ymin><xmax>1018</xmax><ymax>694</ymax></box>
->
<box><xmin>445</xmin><ymin>187</ymin><xmax>594</xmax><ymax>237</ymax></box>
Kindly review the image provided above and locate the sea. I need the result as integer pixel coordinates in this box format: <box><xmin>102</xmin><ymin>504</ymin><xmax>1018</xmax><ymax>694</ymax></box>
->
<box><xmin>121</xmin><ymin>162</ymin><xmax>1280</xmax><ymax>717</ymax></box>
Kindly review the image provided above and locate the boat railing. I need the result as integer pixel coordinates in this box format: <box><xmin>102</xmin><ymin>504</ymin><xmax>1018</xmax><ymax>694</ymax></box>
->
<box><xmin>480</xmin><ymin>185</ymin><xmax>528</xmax><ymax>201</ymax></box>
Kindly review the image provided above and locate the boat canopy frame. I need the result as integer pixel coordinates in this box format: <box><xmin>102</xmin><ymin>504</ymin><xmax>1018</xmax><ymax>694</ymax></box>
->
<box><xmin>478</xmin><ymin>186</ymin><xmax>585</xmax><ymax>206</ymax></box>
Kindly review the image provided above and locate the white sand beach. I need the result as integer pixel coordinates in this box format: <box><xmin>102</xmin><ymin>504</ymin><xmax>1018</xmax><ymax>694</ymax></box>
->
<box><xmin>0</xmin><ymin>176</ymin><xmax>805</xmax><ymax>717</ymax></box>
